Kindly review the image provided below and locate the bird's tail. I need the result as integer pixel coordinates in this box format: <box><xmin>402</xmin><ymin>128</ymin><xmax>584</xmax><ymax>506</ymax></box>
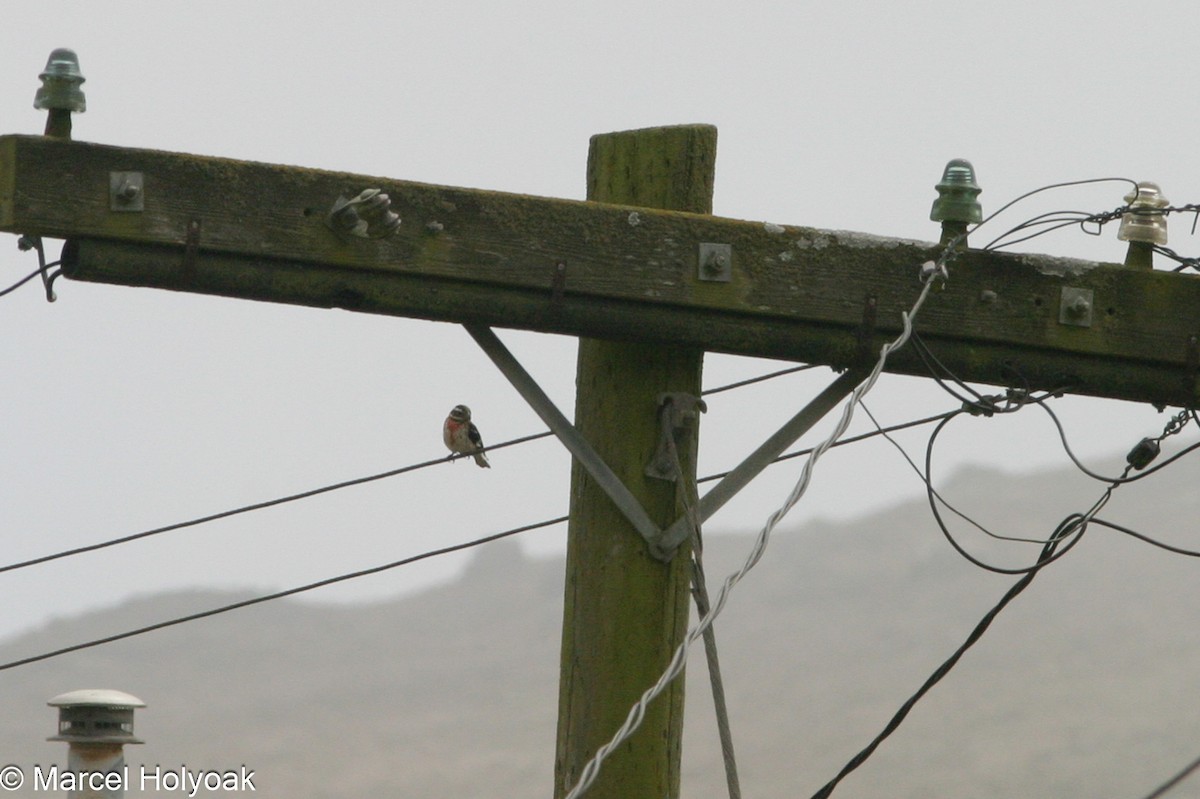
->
<box><xmin>473</xmin><ymin>451</ymin><xmax>491</xmax><ymax>468</ymax></box>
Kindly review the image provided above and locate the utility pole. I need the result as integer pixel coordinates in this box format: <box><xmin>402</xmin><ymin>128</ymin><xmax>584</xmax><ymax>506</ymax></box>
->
<box><xmin>553</xmin><ymin>125</ymin><xmax>714</xmax><ymax>799</ymax></box>
<box><xmin>7</xmin><ymin>49</ymin><xmax>1200</xmax><ymax>799</ymax></box>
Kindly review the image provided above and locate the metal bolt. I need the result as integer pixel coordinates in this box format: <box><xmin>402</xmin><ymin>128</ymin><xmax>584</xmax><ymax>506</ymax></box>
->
<box><xmin>109</xmin><ymin>172</ymin><xmax>145</xmax><ymax>211</ymax></box>
<box><xmin>1058</xmin><ymin>287</ymin><xmax>1094</xmax><ymax>327</ymax></box>
<box><xmin>116</xmin><ymin>180</ymin><xmax>139</xmax><ymax>201</ymax></box>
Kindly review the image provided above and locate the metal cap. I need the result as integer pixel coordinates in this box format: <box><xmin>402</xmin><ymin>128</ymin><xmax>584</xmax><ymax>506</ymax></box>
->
<box><xmin>48</xmin><ymin>689</ymin><xmax>145</xmax><ymax>745</ymax></box>
<box><xmin>1118</xmin><ymin>181</ymin><xmax>1169</xmax><ymax>245</ymax></box>
<box><xmin>930</xmin><ymin>158</ymin><xmax>982</xmax><ymax>224</ymax></box>
<box><xmin>34</xmin><ymin>48</ymin><xmax>86</xmax><ymax>113</ymax></box>
<box><xmin>48</xmin><ymin>689</ymin><xmax>146</xmax><ymax>709</ymax></box>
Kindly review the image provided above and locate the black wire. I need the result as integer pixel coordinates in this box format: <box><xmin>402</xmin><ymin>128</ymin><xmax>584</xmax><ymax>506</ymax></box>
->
<box><xmin>1137</xmin><ymin>751</ymin><xmax>1200</xmax><ymax>799</ymax></box>
<box><xmin>810</xmin><ymin>529</ymin><xmax>1065</xmax><ymax>799</ymax></box>
<box><xmin>0</xmin><ymin>267</ymin><xmax>44</xmax><ymax>298</ymax></box>
<box><xmin>969</xmin><ymin>176</ymin><xmax>1138</xmax><ymax>242</ymax></box>
<box><xmin>1154</xmin><ymin>244</ymin><xmax>1200</xmax><ymax>273</ymax></box>
<box><xmin>924</xmin><ymin>411</ymin><xmax>1105</xmax><ymax>575</ymax></box>
<box><xmin>983</xmin><ymin>212</ymin><xmax>1106</xmax><ymax>252</ymax></box>
<box><xmin>0</xmin><ymin>514</ymin><xmax>568</xmax><ymax>673</ymax></box>
<box><xmin>910</xmin><ymin>333</ymin><xmax>989</xmax><ymax>406</ymax></box>
<box><xmin>0</xmin><ymin>431</ymin><xmax>553</xmax><ymax>576</ymax></box>
<box><xmin>1089</xmin><ymin>517</ymin><xmax>1200</xmax><ymax>558</ymax></box>
<box><xmin>696</xmin><ymin>410</ymin><xmax>958</xmax><ymax>485</ymax></box>
<box><xmin>702</xmin><ymin>364</ymin><xmax>817</xmax><ymax>396</ymax></box>
<box><xmin>1034</xmin><ymin>397</ymin><xmax>1200</xmax><ymax>485</ymax></box>
<box><xmin>0</xmin><ymin>361</ymin><xmax>901</xmax><ymax>577</ymax></box>
<box><xmin>859</xmin><ymin>403</ymin><xmax>1051</xmax><ymax>545</ymax></box>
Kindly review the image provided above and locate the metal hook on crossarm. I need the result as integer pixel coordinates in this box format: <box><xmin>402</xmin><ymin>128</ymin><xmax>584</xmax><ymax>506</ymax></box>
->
<box><xmin>17</xmin><ymin>234</ymin><xmax>61</xmax><ymax>302</ymax></box>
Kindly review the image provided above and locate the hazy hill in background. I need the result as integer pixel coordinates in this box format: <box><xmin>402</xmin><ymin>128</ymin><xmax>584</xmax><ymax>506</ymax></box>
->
<box><xmin>2</xmin><ymin>455</ymin><xmax>1198</xmax><ymax>798</ymax></box>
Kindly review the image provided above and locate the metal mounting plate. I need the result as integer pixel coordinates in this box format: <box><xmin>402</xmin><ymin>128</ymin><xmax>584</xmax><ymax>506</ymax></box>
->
<box><xmin>698</xmin><ymin>242</ymin><xmax>731</xmax><ymax>282</ymax></box>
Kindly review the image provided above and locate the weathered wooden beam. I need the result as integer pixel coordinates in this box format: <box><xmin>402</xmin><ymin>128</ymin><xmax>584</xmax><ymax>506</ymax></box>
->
<box><xmin>3</xmin><ymin>134</ymin><xmax>1198</xmax><ymax>406</ymax></box>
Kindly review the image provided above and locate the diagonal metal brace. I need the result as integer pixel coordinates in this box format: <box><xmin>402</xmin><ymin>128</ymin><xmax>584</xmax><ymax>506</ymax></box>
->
<box><xmin>654</xmin><ymin>367</ymin><xmax>868</xmax><ymax>556</ymax></box>
<box><xmin>463</xmin><ymin>324</ymin><xmax>664</xmax><ymax>549</ymax></box>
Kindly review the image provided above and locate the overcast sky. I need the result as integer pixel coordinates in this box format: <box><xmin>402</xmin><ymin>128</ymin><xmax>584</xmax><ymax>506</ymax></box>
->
<box><xmin>2</xmin><ymin>2</ymin><xmax>1198</xmax><ymax>643</ymax></box>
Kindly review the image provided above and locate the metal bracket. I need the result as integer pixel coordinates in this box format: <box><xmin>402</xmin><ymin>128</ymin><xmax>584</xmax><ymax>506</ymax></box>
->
<box><xmin>109</xmin><ymin>171</ymin><xmax>144</xmax><ymax>212</ymax></box>
<box><xmin>16</xmin><ymin>234</ymin><xmax>61</xmax><ymax>302</ymax></box>
<box><xmin>467</xmin><ymin>322</ymin><xmax>865</xmax><ymax>562</ymax></box>
<box><xmin>1059</xmin><ymin>287</ymin><xmax>1093</xmax><ymax>327</ymax></box>
<box><xmin>326</xmin><ymin>189</ymin><xmax>401</xmax><ymax>239</ymax></box>
<box><xmin>655</xmin><ymin>368</ymin><xmax>866</xmax><ymax>555</ymax></box>
<box><xmin>698</xmin><ymin>242</ymin><xmax>732</xmax><ymax>282</ymax></box>
<box><xmin>645</xmin><ymin>393</ymin><xmax>707</xmax><ymax>482</ymax></box>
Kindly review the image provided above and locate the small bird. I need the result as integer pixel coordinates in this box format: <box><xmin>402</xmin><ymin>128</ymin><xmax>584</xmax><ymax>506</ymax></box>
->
<box><xmin>443</xmin><ymin>404</ymin><xmax>491</xmax><ymax>468</ymax></box>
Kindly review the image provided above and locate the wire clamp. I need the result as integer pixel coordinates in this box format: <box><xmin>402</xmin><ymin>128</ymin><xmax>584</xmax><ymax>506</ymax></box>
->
<box><xmin>920</xmin><ymin>259</ymin><xmax>949</xmax><ymax>284</ymax></box>
<box><xmin>645</xmin><ymin>393</ymin><xmax>707</xmax><ymax>483</ymax></box>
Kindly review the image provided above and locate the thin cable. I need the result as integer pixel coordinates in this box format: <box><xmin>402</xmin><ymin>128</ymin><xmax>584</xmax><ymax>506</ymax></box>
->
<box><xmin>0</xmin><ymin>267</ymin><xmax>44</xmax><ymax>298</ymax></box>
<box><xmin>1035</xmin><ymin>399</ymin><xmax>1200</xmax><ymax>485</ymax></box>
<box><xmin>0</xmin><ymin>514</ymin><xmax>567</xmax><ymax>673</ymax></box>
<box><xmin>702</xmin><ymin>364</ymin><xmax>817</xmax><ymax>396</ymax></box>
<box><xmin>970</xmin><ymin>177</ymin><xmax>1137</xmax><ymax>247</ymax></box>
<box><xmin>924</xmin><ymin>411</ymin><xmax>1117</xmax><ymax>575</ymax></box>
<box><xmin>1089</xmin><ymin>517</ymin><xmax>1200</xmax><ymax>558</ymax></box>
<box><xmin>562</xmin><ymin>266</ymin><xmax>943</xmax><ymax>799</ymax></box>
<box><xmin>859</xmin><ymin>402</ymin><xmax>1052</xmax><ymax>546</ymax></box>
<box><xmin>660</xmin><ymin>398</ymin><xmax>741</xmax><ymax>799</ymax></box>
<box><xmin>0</xmin><ymin>431</ymin><xmax>553</xmax><ymax>576</ymax></box>
<box><xmin>697</xmin><ymin>410</ymin><xmax>957</xmax><ymax>485</ymax></box>
<box><xmin>1</xmin><ymin>361</ymin><xmax>840</xmax><ymax>577</ymax></box>
<box><xmin>810</xmin><ymin>525</ymin><xmax>1068</xmax><ymax>799</ymax></box>
<box><xmin>1137</xmin><ymin>751</ymin><xmax>1200</xmax><ymax>799</ymax></box>
<box><xmin>815</xmin><ymin>459</ymin><xmax>1200</xmax><ymax>795</ymax></box>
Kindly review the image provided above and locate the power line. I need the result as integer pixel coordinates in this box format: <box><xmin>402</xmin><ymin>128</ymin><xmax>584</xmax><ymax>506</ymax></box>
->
<box><xmin>859</xmin><ymin>401</ymin><xmax>1055</xmax><ymax>547</ymax></box>
<box><xmin>697</xmin><ymin>410</ymin><xmax>958</xmax><ymax>486</ymax></box>
<box><xmin>0</xmin><ymin>267</ymin><xmax>43</xmax><ymax>298</ymax></box>
<box><xmin>1034</xmin><ymin>399</ymin><xmax>1200</xmax><ymax>485</ymax></box>
<box><xmin>1137</xmin><ymin>751</ymin><xmax>1200</xmax><ymax>799</ymax></box>
<box><xmin>1089</xmin><ymin>517</ymin><xmax>1200</xmax><ymax>558</ymax></box>
<box><xmin>810</xmin><ymin>524</ymin><xmax>1069</xmax><ymax>799</ymax></box>
<box><xmin>0</xmin><ymin>431</ymin><xmax>552</xmax><ymax>576</ymax></box>
<box><xmin>702</xmin><ymin>364</ymin><xmax>818</xmax><ymax>396</ymax></box>
<box><xmin>809</xmin><ymin>403</ymin><xmax>1200</xmax><ymax>794</ymax></box>
<box><xmin>4</xmin><ymin>365</ymin><xmax>935</xmax><ymax>577</ymax></box>
<box><xmin>0</xmin><ymin>514</ymin><xmax>567</xmax><ymax>673</ymax></box>
<box><xmin>924</xmin><ymin>410</ymin><xmax>1123</xmax><ymax>575</ymax></box>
